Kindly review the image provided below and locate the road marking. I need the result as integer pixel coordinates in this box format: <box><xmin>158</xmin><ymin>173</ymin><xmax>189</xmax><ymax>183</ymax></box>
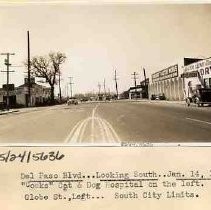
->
<box><xmin>98</xmin><ymin>117</ymin><xmax>112</xmax><ymax>142</ymax></box>
<box><xmin>91</xmin><ymin>104</ymin><xmax>98</xmax><ymax>142</ymax></box>
<box><xmin>101</xmin><ymin>118</ymin><xmax>121</xmax><ymax>143</ymax></box>
<box><xmin>96</xmin><ymin>118</ymin><xmax>106</xmax><ymax>142</ymax></box>
<box><xmin>65</xmin><ymin>104</ymin><xmax>121</xmax><ymax>143</ymax></box>
<box><xmin>78</xmin><ymin>119</ymin><xmax>89</xmax><ymax>142</ymax></box>
<box><xmin>64</xmin><ymin>119</ymin><xmax>85</xmax><ymax>143</ymax></box>
<box><xmin>186</xmin><ymin>117</ymin><xmax>211</xmax><ymax>125</ymax></box>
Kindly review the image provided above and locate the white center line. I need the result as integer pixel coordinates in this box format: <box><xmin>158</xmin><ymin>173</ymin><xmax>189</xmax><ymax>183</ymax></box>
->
<box><xmin>186</xmin><ymin>117</ymin><xmax>211</xmax><ymax>125</ymax></box>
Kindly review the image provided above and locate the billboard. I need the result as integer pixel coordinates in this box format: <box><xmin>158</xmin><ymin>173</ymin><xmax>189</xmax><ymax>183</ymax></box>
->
<box><xmin>152</xmin><ymin>64</ymin><xmax>178</xmax><ymax>83</ymax></box>
<box><xmin>183</xmin><ymin>58</ymin><xmax>211</xmax><ymax>79</ymax></box>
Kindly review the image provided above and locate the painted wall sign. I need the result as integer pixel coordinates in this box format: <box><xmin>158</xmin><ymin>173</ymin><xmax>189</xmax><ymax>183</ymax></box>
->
<box><xmin>152</xmin><ymin>64</ymin><xmax>178</xmax><ymax>83</ymax></box>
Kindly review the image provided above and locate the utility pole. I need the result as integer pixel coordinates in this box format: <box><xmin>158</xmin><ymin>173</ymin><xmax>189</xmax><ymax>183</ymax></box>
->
<box><xmin>143</xmin><ymin>67</ymin><xmax>148</xmax><ymax>98</ymax></box>
<box><xmin>66</xmin><ymin>83</ymin><xmax>69</xmax><ymax>98</ymax></box>
<box><xmin>1</xmin><ymin>53</ymin><xmax>15</xmax><ymax>110</ymax></box>
<box><xmin>131</xmin><ymin>72</ymin><xmax>138</xmax><ymax>89</ymax></box>
<box><xmin>27</xmin><ymin>31</ymin><xmax>31</xmax><ymax>107</ymax></box>
<box><xmin>103</xmin><ymin>78</ymin><xmax>106</xmax><ymax>95</ymax></box>
<box><xmin>58</xmin><ymin>70</ymin><xmax>62</xmax><ymax>101</ymax></box>
<box><xmin>114</xmin><ymin>69</ymin><xmax>119</xmax><ymax>99</ymax></box>
<box><xmin>131</xmin><ymin>71</ymin><xmax>139</xmax><ymax>99</ymax></box>
<box><xmin>69</xmin><ymin>77</ymin><xmax>74</xmax><ymax>98</ymax></box>
<box><xmin>97</xmin><ymin>83</ymin><xmax>101</xmax><ymax>95</ymax></box>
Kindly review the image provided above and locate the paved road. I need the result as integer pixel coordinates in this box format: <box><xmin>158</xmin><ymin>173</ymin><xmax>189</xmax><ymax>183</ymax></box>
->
<box><xmin>0</xmin><ymin>101</ymin><xmax>210</xmax><ymax>143</ymax></box>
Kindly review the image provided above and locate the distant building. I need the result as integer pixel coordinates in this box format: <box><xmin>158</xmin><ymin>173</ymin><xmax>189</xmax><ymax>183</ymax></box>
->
<box><xmin>125</xmin><ymin>78</ymin><xmax>149</xmax><ymax>100</ymax></box>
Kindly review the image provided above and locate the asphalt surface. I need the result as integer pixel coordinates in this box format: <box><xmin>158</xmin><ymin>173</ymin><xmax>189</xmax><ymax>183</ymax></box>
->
<box><xmin>0</xmin><ymin>101</ymin><xmax>211</xmax><ymax>143</ymax></box>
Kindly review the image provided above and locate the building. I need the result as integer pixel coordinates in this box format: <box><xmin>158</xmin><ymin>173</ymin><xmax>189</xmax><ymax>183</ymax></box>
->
<box><xmin>140</xmin><ymin>78</ymin><xmax>149</xmax><ymax>98</ymax></box>
<box><xmin>148</xmin><ymin>64</ymin><xmax>183</xmax><ymax>100</ymax></box>
<box><xmin>0</xmin><ymin>78</ymin><xmax>51</xmax><ymax>107</ymax></box>
<box><xmin>128</xmin><ymin>85</ymin><xmax>142</xmax><ymax>99</ymax></box>
<box><xmin>182</xmin><ymin>57</ymin><xmax>211</xmax><ymax>89</ymax></box>
<box><xmin>148</xmin><ymin>58</ymin><xmax>204</xmax><ymax>101</ymax></box>
<box><xmin>120</xmin><ymin>78</ymin><xmax>149</xmax><ymax>100</ymax></box>
<box><xmin>0</xmin><ymin>84</ymin><xmax>16</xmax><ymax>108</ymax></box>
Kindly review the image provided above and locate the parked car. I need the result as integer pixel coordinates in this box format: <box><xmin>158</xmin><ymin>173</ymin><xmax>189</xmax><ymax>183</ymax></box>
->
<box><xmin>151</xmin><ymin>94</ymin><xmax>166</xmax><ymax>100</ymax></box>
<box><xmin>67</xmin><ymin>98</ymin><xmax>78</xmax><ymax>105</ymax></box>
<box><xmin>159</xmin><ymin>93</ymin><xmax>166</xmax><ymax>100</ymax></box>
<box><xmin>151</xmin><ymin>94</ymin><xmax>159</xmax><ymax>100</ymax></box>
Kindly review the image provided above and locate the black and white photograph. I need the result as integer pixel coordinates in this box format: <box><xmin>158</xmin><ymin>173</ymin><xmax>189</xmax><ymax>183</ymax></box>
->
<box><xmin>0</xmin><ymin>2</ymin><xmax>211</xmax><ymax>143</ymax></box>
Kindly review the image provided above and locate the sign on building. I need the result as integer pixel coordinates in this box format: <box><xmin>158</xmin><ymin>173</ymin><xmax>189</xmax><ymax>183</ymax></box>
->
<box><xmin>152</xmin><ymin>64</ymin><xmax>178</xmax><ymax>83</ymax></box>
<box><xmin>183</xmin><ymin>58</ymin><xmax>211</xmax><ymax>78</ymax></box>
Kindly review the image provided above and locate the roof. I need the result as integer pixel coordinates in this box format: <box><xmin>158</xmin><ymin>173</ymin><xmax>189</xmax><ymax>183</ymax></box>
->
<box><xmin>129</xmin><ymin>85</ymin><xmax>142</xmax><ymax>91</ymax></box>
<box><xmin>18</xmin><ymin>83</ymin><xmax>50</xmax><ymax>89</ymax></box>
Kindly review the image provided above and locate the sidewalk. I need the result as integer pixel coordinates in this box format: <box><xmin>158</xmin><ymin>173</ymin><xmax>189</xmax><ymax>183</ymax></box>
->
<box><xmin>121</xmin><ymin>98</ymin><xmax>186</xmax><ymax>105</ymax></box>
<box><xmin>128</xmin><ymin>99</ymin><xmax>211</xmax><ymax>111</ymax></box>
<box><xmin>0</xmin><ymin>109</ymin><xmax>19</xmax><ymax>115</ymax></box>
<box><xmin>0</xmin><ymin>104</ymin><xmax>65</xmax><ymax>116</ymax></box>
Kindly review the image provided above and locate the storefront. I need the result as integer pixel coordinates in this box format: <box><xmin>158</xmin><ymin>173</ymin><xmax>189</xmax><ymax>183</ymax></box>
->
<box><xmin>0</xmin><ymin>82</ymin><xmax>51</xmax><ymax>107</ymax></box>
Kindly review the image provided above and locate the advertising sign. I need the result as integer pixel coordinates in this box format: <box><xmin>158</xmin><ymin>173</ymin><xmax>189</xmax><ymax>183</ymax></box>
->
<box><xmin>183</xmin><ymin>58</ymin><xmax>211</xmax><ymax>78</ymax></box>
<box><xmin>152</xmin><ymin>64</ymin><xmax>178</xmax><ymax>83</ymax></box>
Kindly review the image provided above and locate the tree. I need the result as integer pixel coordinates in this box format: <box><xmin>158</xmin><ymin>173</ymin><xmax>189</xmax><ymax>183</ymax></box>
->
<box><xmin>30</xmin><ymin>52</ymin><xmax>66</xmax><ymax>104</ymax></box>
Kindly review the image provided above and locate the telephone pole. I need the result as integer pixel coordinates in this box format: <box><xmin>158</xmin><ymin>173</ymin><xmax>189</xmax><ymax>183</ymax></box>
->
<box><xmin>27</xmin><ymin>31</ymin><xmax>31</xmax><ymax>107</ymax></box>
<box><xmin>58</xmin><ymin>70</ymin><xmax>62</xmax><ymax>101</ymax></box>
<box><xmin>131</xmin><ymin>72</ymin><xmax>139</xmax><ymax>99</ymax></box>
<box><xmin>66</xmin><ymin>83</ymin><xmax>69</xmax><ymax>98</ymax></box>
<box><xmin>103</xmin><ymin>78</ymin><xmax>106</xmax><ymax>95</ymax></box>
<box><xmin>69</xmin><ymin>77</ymin><xmax>74</xmax><ymax>98</ymax></box>
<box><xmin>131</xmin><ymin>72</ymin><xmax>138</xmax><ymax>91</ymax></box>
<box><xmin>1</xmin><ymin>53</ymin><xmax>15</xmax><ymax>110</ymax></box>
<box><xmin>114</xmin><ymin>69</ymin><xmax>119</xmax><ymax>99</ymax></box>
<box><xmin>97</xmin><ymin>83</ymin><xmax>101</xmax><ymax>95</ymax></box>
<box><xmin>143</xmin><ymin>67</ymin><xmax>148</xmax><ymax>98</ymax></box>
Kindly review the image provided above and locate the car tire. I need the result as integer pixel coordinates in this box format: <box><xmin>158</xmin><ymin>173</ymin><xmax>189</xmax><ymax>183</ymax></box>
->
<box><xmin>186</xmin><ymin>98</ymin><xmax>191</xmax><ymax>107</ymax></box>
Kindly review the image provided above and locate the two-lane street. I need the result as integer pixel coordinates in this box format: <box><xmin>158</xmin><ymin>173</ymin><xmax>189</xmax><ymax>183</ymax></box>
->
<box><xmin>0</xmin><ymin>101</ymin><xmax>210</xmax><ymax>143</ymax></box>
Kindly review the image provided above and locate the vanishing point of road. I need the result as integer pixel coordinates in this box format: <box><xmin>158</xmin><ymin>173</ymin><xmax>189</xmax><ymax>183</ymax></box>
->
<box><xmin>0</xmin><ymin>101</ymin><xmax>211</xmax><ymax>143</ymax></box>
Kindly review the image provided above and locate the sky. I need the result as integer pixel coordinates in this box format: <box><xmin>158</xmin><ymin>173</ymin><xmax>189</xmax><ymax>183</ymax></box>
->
<box><xmin>0</xmin><ymin>2</ymin><xmax>211</xmax><ymax>95</ymax></box>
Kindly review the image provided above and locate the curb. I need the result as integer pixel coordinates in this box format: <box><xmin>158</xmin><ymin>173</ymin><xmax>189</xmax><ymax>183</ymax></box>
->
<box><xmin>0</xmin><ymin>110</ymin><xmax>19</xmax><ymax>115</ymax></box>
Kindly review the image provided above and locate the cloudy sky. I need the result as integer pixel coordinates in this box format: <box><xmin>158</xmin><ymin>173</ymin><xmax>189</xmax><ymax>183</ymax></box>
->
<box><xmin>0</xmin><ymin>2</ymin><xmax>211</xmax><ymax>95</ymax></box>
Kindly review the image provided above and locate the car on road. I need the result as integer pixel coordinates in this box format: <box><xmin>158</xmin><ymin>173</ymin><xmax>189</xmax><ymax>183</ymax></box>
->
<box><xmin>67</xmin><ymin>98</ymin><xmax>79</xmax><ymax>105</ymax></box>
<box><xmin>151</xmin><ymin>94</ymin><xmax>166</xmax><ymax>100</ymax></box>
<box><xmin>151</xmin><ymin>94</ymin><xmax>159</xmax><ymax>100</ymax></box>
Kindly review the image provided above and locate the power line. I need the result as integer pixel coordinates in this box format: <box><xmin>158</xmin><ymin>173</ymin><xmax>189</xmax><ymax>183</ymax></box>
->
<box><xmin>0</xmin><ymin>53</ymin><xmax>15</xmax><ymax>110</ymax></box>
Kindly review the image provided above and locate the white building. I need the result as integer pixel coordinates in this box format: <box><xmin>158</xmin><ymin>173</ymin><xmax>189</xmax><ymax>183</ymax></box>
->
<box><xmin>0</xmin><ymin>79</ymin><xmax>51</xmax><ymax>107</ymax></box>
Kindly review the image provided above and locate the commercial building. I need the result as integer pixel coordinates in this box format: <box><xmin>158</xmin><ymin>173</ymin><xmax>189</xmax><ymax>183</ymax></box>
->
<box><xmin>127</xmin><ymin>79</ymin><xmax>149</xmax><ymax>99</ymax></box>
<box><xmin>148</xmin><ymin>64</ymin><xmax>184</xmax><ymax>100</ymax></box>
<box><xmin>0</xmin><ymin>78</ymin><xmax>51</xmax><ymax>107</ymax></box>
<box><xmin>148</xmin><ymin>58</ymin><xmax>206</xmax><ymax>101</ymax></box>
<box><xmin>182</xmin><ymin>57</ymin><xmax>211</xmax><ymax>90</ymax></box>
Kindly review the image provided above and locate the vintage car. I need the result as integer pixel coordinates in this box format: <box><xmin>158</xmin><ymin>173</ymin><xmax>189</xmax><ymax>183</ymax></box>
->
<box><xmin>67</xmin><ymin>98</ymin><xmax>79</xmax><ymax>105</ymax></box>
<box><xmin>186</xmin><ymin>88</ymin><xmax>211</xmax><ymax>107</ymax></box>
